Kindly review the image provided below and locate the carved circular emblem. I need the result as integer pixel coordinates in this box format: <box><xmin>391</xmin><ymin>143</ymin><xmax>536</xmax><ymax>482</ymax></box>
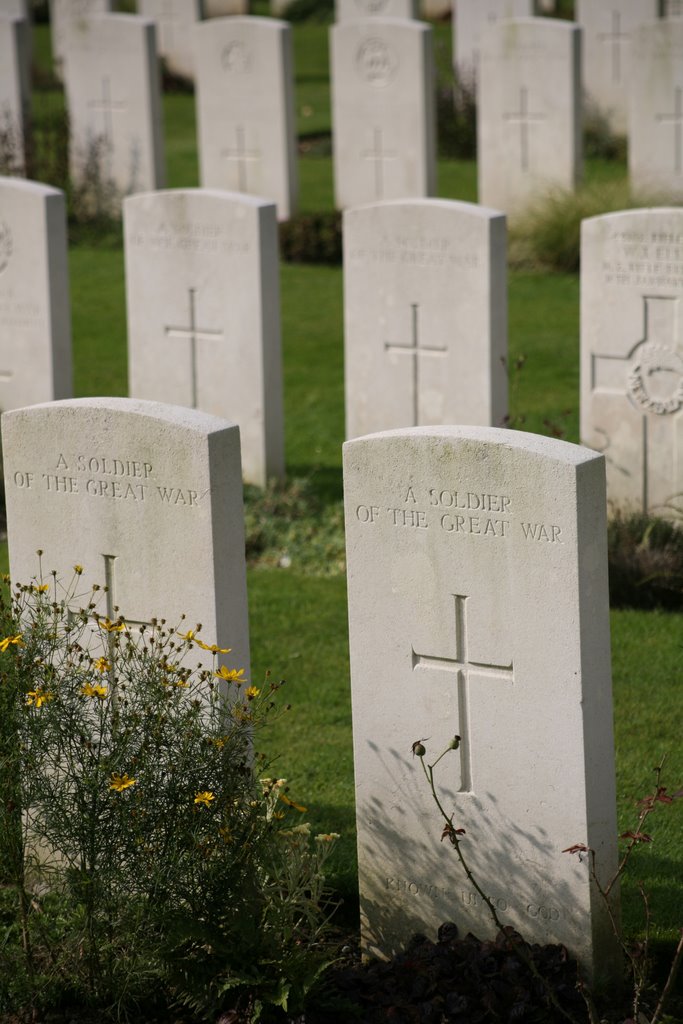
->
<box><xmin>0</xmin><ymin>221</ymin><xmax>12</xmax><ymax>274</ymax></box>
<box><xmin>355</xmin><ymin>0</ymin><xmax>389</xmax><ymax>12</ymax></box>
<box><xmin>355</xmin><ymin>37</ymin><xmax>398</xmax><ymax>87</ymax></box>
<box><xmin>628</xmin><ymin>342</ymin><xmax>683</xmax><ymax>415</ymax></box>
<box><xmin>221</xmin><ymin>41</ymin><xmax>251</xmax><ymax>73</ymax></box>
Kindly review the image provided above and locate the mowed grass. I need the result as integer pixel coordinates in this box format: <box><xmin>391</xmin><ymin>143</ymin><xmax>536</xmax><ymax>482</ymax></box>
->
<box><xmin>4</xmin><ymin>15</ymin><xmax>682</xmax><ymax>944</ymax></box>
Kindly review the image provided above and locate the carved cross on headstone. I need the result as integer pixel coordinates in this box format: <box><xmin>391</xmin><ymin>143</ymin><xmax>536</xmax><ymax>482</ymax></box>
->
<box><xmin>412</xmin><ymin>594</ymin><xmax>514</xmax><ymax>794</ymax></box>
<box><xmin>87</xmin><ymin>76</ymin><xmax>127</xmax><ymax>153</ymax></box>
<box><xmin>656</xmin><ymin>86</ymin><xmax>683</xmax><ymax>175</ymax></box>
<box><xmin>384</xmin><ymin>303</ymin><xmax>446</xmax><ymax>426</ymax></box>
<box><xmin>503</xmin><ymin>86</ymin><xmax>545</xmax><ymax>173</ymax></box>
<box><xmin>164</xmin><ymin>287</ymin><xmax>225</xmax><ymax>409</ymax></box>
<box><xmin>221</xmin><ymin>125</ymin><xmax>261</xmax><ymax>193</ymax></box>
<box><xmin>361</xmin><ymin>128</ymin><xmax>397</xmax><ymax>200</ymax></box>
<box><xmin>598</xmin><ymin>10</ymin><xmax>630</xmax><ymax>84</ymax></box>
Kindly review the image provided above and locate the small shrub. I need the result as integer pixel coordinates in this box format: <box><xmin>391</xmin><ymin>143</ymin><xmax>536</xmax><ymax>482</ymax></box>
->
<box><xmin>608</xmin><ymin>510</ymin><xmax>683</xmax><ymax>610</ymax></box>
<box><xmin>279</xmin><ymin>212</ymin><xmax>342</xmax><ymax>266</ymax></box>
<box><xmin>282</xmin><ymin>0</ymin><xmax>334</xmax><ymax>23</ymax></box>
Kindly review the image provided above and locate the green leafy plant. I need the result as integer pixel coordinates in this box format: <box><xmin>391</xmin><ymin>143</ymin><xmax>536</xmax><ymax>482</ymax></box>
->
<box><xmin>607</xmin><ymin>511</ymin><xmax>683</xmax><ymax>610</ymax></box>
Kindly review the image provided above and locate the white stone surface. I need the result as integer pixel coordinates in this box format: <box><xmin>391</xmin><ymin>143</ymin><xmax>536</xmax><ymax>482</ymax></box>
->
<box><xmin>581</xmin><ymin>208</ymin><xmax>683</xmax><ymax>513</ymax></box>
<box><xmin>478</xmin><ymin>18</ymin><xmax>582</xmax><ymax>215</ymax></box>
<box><xmin>63</xmin><ymin>13</ymin><xmax>165</xmax><ymax>206</ymax></box>
<box><xmin>0</xmin><ymin>15</ymin><xmax>30</xmax><ymax>174</ymax></box>
<box><xmin>421</xmin><ymin>0</ymin><xmax>451</xmax><ymax>19</ymax></box>
<box><xmin>124</xmin><ymin>189</ymin><xmax>284</xmax><ymax>488</ymax></box>
<box><xmin>336</xmin><ymin>0</ymin><xmax>418</xmax><ymax>20</ymax></box>
<box><xmin>453</xmin><ymin>0</ymin><xmax>532</xmax><ymax>86</ymax></box>
<box><xmin>576</xmin><ymin>0</ymin><xmax>660</xmax><ymax>136</ymax></box>
<box><xmin>331</xmin><ymin>18</ymin><xmax>436</xmax><ymax>209</ymax></box>
<box><xmin>138</xmin><ymin>0</ymin><xmax>202</xmax><ymax>81</ymax></box>
<box><xmin>2</xmin><ymin>398</ymin><xmax>250</xmax><ymax>686</ymax></box>
<box><xmin>195</xmin><ymin>16</ymin><xmax>298</xmax><ymax>222</ymax></box>
<box><xmin>663</xmin><ymin>0</ymin><xmax>683</xmax><ymax>16</ymax></box>
<box><xmin>49</xmin><ymin>0</ymin><xmax>111</xmax><ymax>73</ymax></box>
<box><xmin>343</xmin><ymin>425</ymin><xmax>620</xmax><ymax>983</ymax></box>
<box><xmin>0</xmin><ymin>177</ymin><xmax>72</xmax><ymax>412</ymax></box>
<box><xmin>204</xmin><ymin>0</ymin><xmax>248</xmax><ymax>15</ymax></box>
<box><xmin>344</xmin><ymin>199</ymin><xmax>508</xmax><ymax>439</ymax></box>
<box><xmin>629</xmin><ymin>22</ymin><xmax>683</xmax><ymax>199</ymax></box>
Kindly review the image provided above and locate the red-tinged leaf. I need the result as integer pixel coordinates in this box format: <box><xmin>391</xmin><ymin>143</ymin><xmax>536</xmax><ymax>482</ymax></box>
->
<box><xmin>655</xmin><ymin>787</ymin><xmax>674</xmax><ymax>804</ymax></box>
<box><xmin>619</xmin><ymin>831</ymin><xmax>653</xmax><ymax>843</ymax></box>
<box><xmin>562</xmin><ymin>843</ymin><xmax>589</xmax><ymax>854</ymax></box>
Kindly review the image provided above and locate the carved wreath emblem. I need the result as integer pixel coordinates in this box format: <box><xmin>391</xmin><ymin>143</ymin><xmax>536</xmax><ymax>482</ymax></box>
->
<box><xmin>628</xmin><ymin>342</ymin><xmax>683</xmax><ymax>415</ymax></box>
<box><xmin>355</xmin><ymin>37</ymin><xmax>398</xmax><ymax>87</ymax></box>
<box><xmin>0</xmin><ymin>220</ymin><xmax>12</xmax><ymax>274</ymax></box>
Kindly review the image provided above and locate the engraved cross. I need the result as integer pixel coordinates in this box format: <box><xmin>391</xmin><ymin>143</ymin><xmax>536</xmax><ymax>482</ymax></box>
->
<box><xmin>656</xmin><ymin>86</ymin><xmax>683</xmax><ymax>175</ymax></box>
<box><xmin>384</xmin><ymin>302</ymin><xmax>447</xmax><ymax>426</ymax></box>
<box><xmin>502</xmin><ymin>87</ymin><xmax>545</xmax><ymax>172</ymax></box>
<box><xmin>221</xmin><ymin>125</ymin><xmax>261</xmax><ymax>192</ymax></box>
<box><xmin>597</xmin><ymin>10</ymin><xmax>629</xmax><ymax>84</ymax></box>
<box><xmin>164</xmin><ymin>287</ymin><xmax>225</xmax><ymax>409</ymax></box>
<box><xmin>412</xmin><ymin>594</ymin><xmax>514</xmax><ymax>794</ymax></box>
<box><xmin>361</xmin><ymin>127</ymin><xmax>397</xmax><ymax>200</ymax></box>
<box><xmin>87</xmin><ymin>76</ymin><xmax>127</xmax><ymax>151</ymax></box>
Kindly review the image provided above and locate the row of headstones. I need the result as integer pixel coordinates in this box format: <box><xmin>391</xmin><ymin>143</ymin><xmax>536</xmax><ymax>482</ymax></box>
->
<box><xmin>3</xmin><ymin>171</ymin><xmax>682</xmax><ymax>514</ymax></box>
<box><xmin>1</xmin><ymin>397</ymin><xmax>622</xmax><ymax>986</ymax></box>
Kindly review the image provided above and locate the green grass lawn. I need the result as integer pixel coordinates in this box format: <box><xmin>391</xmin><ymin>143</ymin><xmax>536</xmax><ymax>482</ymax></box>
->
<box><xmin>5</xmin><ymin>14</ymin><xmax>682</xmax><ymax>952</ymax></box>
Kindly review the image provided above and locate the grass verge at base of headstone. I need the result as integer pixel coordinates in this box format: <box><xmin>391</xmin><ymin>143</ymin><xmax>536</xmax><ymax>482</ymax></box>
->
<box><xmin>608</xmin><ymin>511</ymin><xmax>683</xmax><ymax>610</ymax></box>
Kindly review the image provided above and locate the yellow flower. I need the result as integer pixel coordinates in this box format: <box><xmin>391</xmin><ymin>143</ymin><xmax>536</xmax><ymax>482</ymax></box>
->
<box><xmin>99</xmin><ymin>617</ymin><xmax>126</xmax><ymax>633</ymax></box>
<box><xmin>81</xmin><ymin>682</ymin><xmax>108</xmax><ymax>699</ymax></box>
<box><xmin>32</xmin><ymin>584</ymin><xmax>49</xmax><ymax>594</ymax></box>
<box><xmin>92</xmin><ymin>657</ymin><xmax>111</xmax><ymax>673</ymax></box>
<box><xmin>315</xmin><ymin>833</ymin><xmax>340</xmax><ymax>843</ymax></box>
<box><xmin>245</xmin><ymin>686</ymin><xmax>260</xmax><ymax>700</ymax></box>
<box><xmin>194</xmin><ymin>790</ymin><xmax>215</xmax><ymax>808</ymax></box>
<box><xmin>73</xmin><ymin>564</ymin><xmax>84</xmax><ymax>575</ymax></box>
<box><xmin>178</xmin><ymin>629</ymin><xmax>197</xmax><ymax>642</ymax></box>
<box><xmin>26</xmin><ymin>688</ymin><xmax>54</xmax><ymax>708</ymax></box>
<box><xmin>211</xmin><ymin>736</ymin><xmax>228</xmax><ymax>750</ymax></box>
<box><xmin>279</xmin><ymin>792</ymin><xmax>308</xmax><ymax>813</ymax></box>
<box><xmin>110</xmin><ymin>773</ymin><xmax>136</xmax><ymax>792</ymax></box>
<box><xmin>195</xmin><ymin>639</ymin><xmax>231</xmax><ymax>654</ymax></box>
<box><xmin>0</xmin><ymin>634</ymin><xmax>23</xmax><ymax>652</ymax></box>
<box><xmin>214</xmin><ymin>666</ymin><xmax>246</xmax><ymax>684</ymax></box>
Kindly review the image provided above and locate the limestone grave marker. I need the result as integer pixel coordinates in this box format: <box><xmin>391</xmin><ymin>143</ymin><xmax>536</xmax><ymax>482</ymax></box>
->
<box><xmin>344</xmin><ymin>199</ymin><xmax>508</xmax><ymax>439</ymax></box>
<box><xmin>663</xmin><ymin>0</ymin><xmax>683</xmax><ymax>16</ymax></box>
<box><xmin>63</xmin><ymin>13</ymin><xmax>165</xmax><ymax>207</ymax></box>
<box><xmin>575</xmin><ymin>0</ymin><xmax>660</xmax><ymax>135</ymax></box>
<box><xmin>581</xmin><ymin>208</ymin><xmax>683</xmax><ymax>513</ymax></box>
<box><xmin>629</xmin><ymin>21</ymin><xmax>683</xmax><ymax>199</ymax></box>
<box><xmin>336</xmin><ymin>0</ymin><xmax>418</xmax><ymax>21</ymax></box>
<box><xmin>124</xmin><ymin>188</ymin><xmax>284</xmax><ymax>488</ymax></box>
<box><xmin>49</xmin><ymin>0</ymin><xmax>111</xmax><ymax>76</ymax></box>
<box><xmin>138</xmin><ymin>0</ymin><xmax>203</xmax><ymax>81</ymax></box>
<box><xmin>204</xmin><ymin>0</ymin><xmax>248</xmax><ymax>15</ymax></box>
<box><xmin>478</xmin><ymin>18</ymin><xmax>581</xmax><ymax>215</ymax></box>
<box><xmin>0</xmin><ymin>14</ymin><xmax>30</xmax><ymax>174</ymax></box>
<box><xmin>453</xmin><ymin>0</ymin><xmax>533</xmax><ymax>87</ymax></box>
<box><xmin>343</xmin><ymin>425</ymin><xmax>620</xmax><ymax>982</ymax></box>
<box><xmin>194</xmin><ymin>16</ymin><xmax>298</xmax><ymax>221</ymax></box>
<box><xmin>2</xmin><ymin>398</ymin><xmax>250</xmax><ymax>682</ymax></box>
<box><xmin>331</xmin><ymin>17</ymin><xmax>436</xmax><ymax>208</ymax></box>
<box><xmin>421</xmin><ymin>0</ymin><xmax>450</xmax><ymax>19</ymax></box>
<box><xmin>0</xmin><ymin>177</ymin><xmax>72</xmax><ymax>412</ymax></box>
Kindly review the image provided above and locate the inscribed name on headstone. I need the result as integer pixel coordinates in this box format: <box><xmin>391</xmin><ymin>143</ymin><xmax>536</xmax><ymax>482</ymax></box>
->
<box><xmin>124</xmin><ymin>189</ymin><xmax>284</xmax><ymax>488</ymax></box>
<box><xmin>0</xmin><ymin>178</ymin><xmax>72</xmax><ymax>412</ymax></box>
<box><xmin>49</xmin><ymin>0</ymin><xmax>111</xmax><ymax>75</ymax></box>
<box><xmin>336</xmin><ymin>0</ymin><xmax>418</xmax><ymax>21</ymax></box>
<box><xmin>629</xmin><ymin>21</ymin><xmax>683</xmax><ymax>200</ymax></box>
<box><xmin>453</xmin><ymin>0</ymin><xmax>533</xmax><ymax>87</ymax></box>
<box><xmin>194</xmin><ymin>16</ymin><xmax>298</xmax><ymax>222</ymax></box>
<box><xmin>344</xmin><ymin>199</ymin><xmax>508</xmax><ymax>439</ymax></box>
<box><xmin>343</xmin><ymin>425</ymin><xmax>620</xmax><ymax>983</ymax></box>
<box><xmin>0</xmin><ymin>15</ymin><xmax>30</xmax><ymax>174</ymax></box>
<box><xmin>138</xmin><ymin>0</ymin><xmax>203</xmax><ymax>81</ymax></box>
<box><xmin>331</xmin><ymin>18</ymin><xmax>436</xmax><ymax>209</ymax></box>
<box><xmin>2</xmin><ymin>397</ymin><xmax>250</xmax><ymax>684</ymax></box>
<box><xmin>575</xmin><ymin>0</ymin><xmax>660</xmax><ymax>135</ymax></box>
<box><xmin>63</xmin><ymin>13</ymin><xmax>165</xmax><ymax>208</ymax></box>
<box><xmin>478</xmin><ymin>18</ymin><xmax>581</xmax><ymax>215</ymax></box>
<box><xmin>581</xmin><ymin>208</ymin><xmax>683</xmax><ymax>513</ymax></box>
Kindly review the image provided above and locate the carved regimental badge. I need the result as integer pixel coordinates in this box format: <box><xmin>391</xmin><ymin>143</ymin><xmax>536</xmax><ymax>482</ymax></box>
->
<box><xmin>628</xmin><ymin>342</ymin><xmax>683</xmax><ymax>415</ymax></box>
<box><xmin>0</xmin><ymin>221</ymin><xmax>12</xmax><ymax>274</ymax></box>
<box><xmin>222</xmin><ymin>41</ymin><xmax>251</xmax><ymax>73</ymax></box>
<box><xmin>355</xmin><ymin>37</ymin><xmax>398</xmax><ymax>87</ymax></box>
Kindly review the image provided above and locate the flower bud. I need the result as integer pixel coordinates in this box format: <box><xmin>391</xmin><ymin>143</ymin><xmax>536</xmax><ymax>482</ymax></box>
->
<box><xmin>448</xmin><ymin>736</ymin><xmax>461</xmax><ymax>751</ymax></box>
<box><xmin>412</xmin><ymin>740</ymin><xmax>426</xmax><ymax>757</ymax></box>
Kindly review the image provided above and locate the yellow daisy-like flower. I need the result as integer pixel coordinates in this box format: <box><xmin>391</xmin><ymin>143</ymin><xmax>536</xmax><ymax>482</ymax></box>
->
<box><xmin>99</xmin><ymin>617</ymin><xmax>126</xmax><ymax>633</ymax></box>
<box><xmin>81</xmin><ymin>682</ymin><xmax>108</xmax><ymax>699</ymax></box>
<box><xmin>214</xmin><ymin>666</ymin><xmax>246</xmax><ymax>684</ymax></box>
<box><xmin>194</xmin><ymin>790</ymin><xmax>215</xmax><ymax>808</ymax></box>
<box><xmin>92</xmin><ymin>657</ymin><xmax>111</xmax><ymax>673</ymax></box>
<box><xmin>110</xmin><ymin>773</ymin><xmax>136</xmax><ymax>792</ymax></box>
<box><xmin>26</xmin><ymin>688</ymin><xmax>55</xmax><ymax>708</ymax></box>
<box><xmin>279</xmin><ymin>792</ymin><xmax>308</xmax><ymax>813</ymax></box>
<box><xmin>245</xmin><ymin>686</ymin><xmax>260</xmax><ymax>700</ymax></box>
<box><xmin>0</xmin><ymin>634</ymin><xmax>23</xmax><ymax>652</ymax></box>
<box><xmin>32</xmin><ymin>584</ymin><xmax>49</xmax><ymax>594</ymax></box>
<box><xmin>178</xmin><ymin>629</ymin><xmax>197</xmax><ymax>642</ymax></box>
<box><xmin>73</xmin><ymin>564</ymin><xmax>84</xmax><ymax>575</ymax></box>
<box><xmin>195</xmin><ymin>639</ymin><xmax>231</xmax><ymax>654</ymax></box>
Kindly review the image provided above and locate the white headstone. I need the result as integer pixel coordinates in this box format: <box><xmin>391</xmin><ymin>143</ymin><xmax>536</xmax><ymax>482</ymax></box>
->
<box><xmin>453</xmin><ymin>0</ymin><xmax>533</xmax><ymax>87</ymax></box>
<box><xmin>478</xmin><ymin>18</ymin><xmax>582</xmax><ymax>215</ymax></box>
<box><xmin>63</xmin><ymin>13</ymin><xmax>165</xmax><ymax>208</ymax></box>
<box><xmin>204</xmin><ymin>0</ymin><xmax>248</xmax><ymax>14</ymax></box>
<box><xmin>0</xmin><ymin>15</ymin><xmax>30</xmax><ymax>174</ymax></box>
<box><xmin>336</xmin><ymin>0</ymin><xmax>418</xmax><ymax>20</ymax></box>
<box><xmin>331</xmin><ymin>18</ymin><xmax>436</xmax><ymax>209</ymax></box>
<box><xmin>49</xmin><ymin>0</ymin><xmax>111</xmax><ymax>74</ymax></box>
<box><xmin>2</xmin><ymin>398</ymin><xmax>250</xmax><ymax>684</ymax></box>
<box><xmin>344</xmin><ymin>199</ymin><xmax>508</xmax><ymax>439</ymax></box>
<box><xmin>343</xmin><ymin>425</ymin><xmax>620</xmax><ymax>983</ymax></box>
<box><xmin>138</xmin><ymin>0</ymin><xmax>202</xmax><ymax>81</ymax></box>
<box><xmin>575</xmin><ymin>0</ymin><xmax>660</xmax><ymax>136</ymax></box>
<box><xmin>629</xmin><ymin>22</ymin><xmax>683</xmax><ymax>199</ymax></box>
<box><xmin>0</xmin><ymin>178</ymin><xmax>72</xmax><ymax>412</ymax></box>
<box><xmin>581</xmin><ymin>208</ymin><xmax>683</xmax><ymax>514</ymax></box>
<box><xmin>422</xmin><ymin>0</ymin><xmax>451</xmax><ymax>19</ymax></box>
<box><xmin>124</xmin><ymin>189</ymin><xmax>284</xmax><ymax>488</ymax></box>
<box><xmin>194</xmin><ymin>16</ymin><xmax>298</xmax><ymax>222</ymax></box>
<box><xmin>663</xmin><ymin>0</ymin><xmax>683</xmax><ymax>15</ymax></box>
